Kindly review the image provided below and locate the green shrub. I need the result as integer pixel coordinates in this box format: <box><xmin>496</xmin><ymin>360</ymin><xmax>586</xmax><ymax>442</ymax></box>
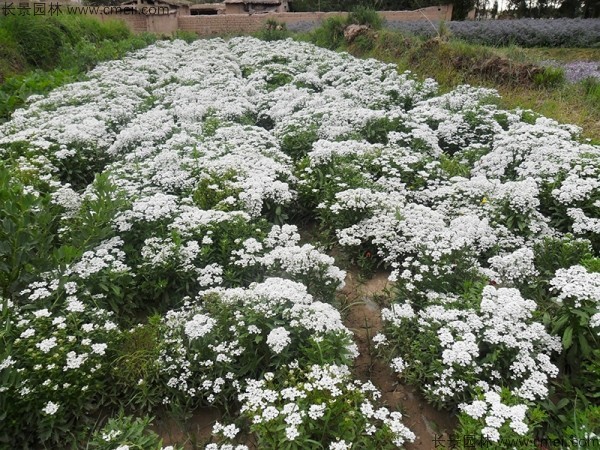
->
<box><xmin>0</xmin><ymin>14</ymin><xmax>156</xmax><ymax>123</ymax></box>
<box><xmin>87</xmin><ymin>413</ymin><xmax>180</xmax><ymax>450</ymax></box>
<box><xmin>0</xmin><ymin>165</ymin><xmax>59</xmax><ymax>300</ymax></box>
<box><xmin>257</xmin><ymin>19</ymin><xmax>290</xmax><ymax>41</ymax></box>
<box><xmin>311</xmin><ymin>16</ymin><xmax>347</xmax><ymax>49</ymax></box>
<box><xmin>109</xmin><ymin>317</ymin><xmax>163</xmax><ymax>412</ymax></box>
<box><xmin>172</xmin><ymin>30</ymin><xmax>199</xmax><ymax>43</ymax></box>
<box><xmin>0</xmin><ymin>16</ymin><xmax>64</xmax><ymax>69</ymax></box>
<box><xmin>347</xmin><ymin>6</ymin><xmax>383</xmax><ymax>29</ymax></box>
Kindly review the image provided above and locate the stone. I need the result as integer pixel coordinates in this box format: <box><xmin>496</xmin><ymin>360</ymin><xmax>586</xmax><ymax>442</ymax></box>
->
<box><xmin>344</xmin><ymin>24</ymin><xmax>370</xmax><ymax>43</ymax></box>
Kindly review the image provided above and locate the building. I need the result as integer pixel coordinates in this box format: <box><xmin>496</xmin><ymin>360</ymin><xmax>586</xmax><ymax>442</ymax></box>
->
<box><xmin>120</xmin><ymin>0</ymin><xmax>191</xmax><ymax>16</ymax></box>
<box><xmin>224</xmin><ymin>0</ymin><xmax>290</xmax><ymax>14</ymax></box>
<box><xmin>190</xmin><ymin>2</ymin><xmax>226</xmax><ymax>14</ymax></box>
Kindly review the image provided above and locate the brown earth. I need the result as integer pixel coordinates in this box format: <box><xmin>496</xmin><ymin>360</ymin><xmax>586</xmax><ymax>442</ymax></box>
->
<box><xmin>339</xmin><ymin>270</ymin><xmax>457</xmax><ymax>450</ymax></box>
<box><xmin>153</xmin><ymin>407</ymin><xmax>221</xmax><ymax>449</ymax></box>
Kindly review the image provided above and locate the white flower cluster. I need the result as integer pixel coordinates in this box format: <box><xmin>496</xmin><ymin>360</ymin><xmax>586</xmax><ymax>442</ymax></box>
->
<box><xmin>235</xmin><ymin>363</ymin><xmax>415</xmax><ymax>447</ymax></box>
<box><xmin>158</xmin><ymin>278</ymin><xmax>356</xmax><ymax>405</ymax></box>
<box><xmin>550</xmin><ymin>265</ymin><xmax>600</xmax><ymax>307</ymax></box>
<box><xmin>485</xmin><ymin>247</ymin><xmax>538</xmax><ymax>285</ymax></box>
<box><xmin>459</xmin><ymin>391</ymin><xmax>528</xmax><ymax>441</ymax></box>
<box><xmin>2</xmin><ymin>302</ymin><xmax>120</xmax><ymax>420</ymax></box>
<box><xmin>382</xmin><ymin>286</ymin><xmax>561</xmax><ymax>438</ymax></box>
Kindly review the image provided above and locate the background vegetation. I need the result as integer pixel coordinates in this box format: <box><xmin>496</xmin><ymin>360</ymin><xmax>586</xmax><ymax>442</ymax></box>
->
<box><xmin>288</xmin><ymin>0</ymin><xmax>600</xmax><ymax>19</ymax></box>
<box><xmin>0</xmin><ymin>14</ymin><xmax>157</xmax><ymax>123</ymax></box>
<box><xmin>285</xmin><ymin>12</ymin><xmax>600</xmax><ymax>140</ymax></box>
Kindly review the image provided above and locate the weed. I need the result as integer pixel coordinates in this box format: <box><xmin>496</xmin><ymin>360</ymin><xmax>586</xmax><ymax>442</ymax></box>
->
<box><xmin>533</xmin><ymin>66</ymin><xmax>566</xmax><ymax>87</ymax></box>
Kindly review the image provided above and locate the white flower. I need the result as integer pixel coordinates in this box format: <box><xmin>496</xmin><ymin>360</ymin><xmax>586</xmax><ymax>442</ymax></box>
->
<box><xmin>36</xmin><ymin>337</ymin><xmax>57</xmax><ymax>353</ymax></box>
<box><xmin>184</xmin><ymin>313</ymin><xmax>216</xmax><ymax>340</ymax></box>
<box><xmin>308</xmin><ymin>403</ymin><xmax>326</xmax><ymax>420</ymax></box>
<box><xmin>329</xmin><ymin>440</ymin><xmax>351</xmax><ymax>450</ymax></box>
<box><xmin>390</xmin><ymin>357</ymin><xmax>406</xmax><ymax>374</ymax></box>
<box><xmin>266</xmin><ymin>327</ymin><xmax>291</xmax><ymax>354</ymax></box>
<box><xmin>42</xmin><ymin>401</ymin><xmax>60</xmax><ymax>415</ymax></box>
<box><xmin>91</xmin><ymin>343</ymin><xmax>108</xmax><ymax>355</ymax></box>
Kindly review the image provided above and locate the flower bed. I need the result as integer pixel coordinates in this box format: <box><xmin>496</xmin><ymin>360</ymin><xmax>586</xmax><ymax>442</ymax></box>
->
<box><xmin>1</xmin><ymin>36</ymin><xmax>599</xmax><ymax>448</ymax></box>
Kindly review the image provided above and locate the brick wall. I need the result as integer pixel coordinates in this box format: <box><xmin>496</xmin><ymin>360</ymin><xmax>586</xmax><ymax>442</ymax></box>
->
<box><xmin>178</xmin><ymin>6</ymin><xmax>453</xmax><ymax>35</ymax></box>
<box><xmin>86</xmin><ymin>5</ymin><xmax>453</xmax><ymax>35</ymax></box>
<box><xmin>91</xmin><ymin>13</ymin><xmax>149</xmax><ymax>33</ymax></box>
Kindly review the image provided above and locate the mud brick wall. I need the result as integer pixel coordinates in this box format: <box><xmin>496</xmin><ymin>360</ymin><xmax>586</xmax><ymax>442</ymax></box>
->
<box><xmin>177</xmin><ymin>6</ymin><xmax>453</xmax><ymax>35</ymax></box>
<box><xmin>86</xmin><ymin>5</ymin><xmax>453</xmax><ymax>35</ymax></box>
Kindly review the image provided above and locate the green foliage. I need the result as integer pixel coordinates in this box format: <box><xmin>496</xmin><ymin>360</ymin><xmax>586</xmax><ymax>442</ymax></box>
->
<box><xmin>192</xmin><ymin>169</ymin><xmax>241</xmax><ymax>210</ymax></box>
<box><xmin>347</xmin><ymin>6</ymin><xmax>383</xmax><ymax>29</ymax></box>
<box><xmin>517</xmin><ymin>235</ymin><xmax>591</xmax><ymax>305</ymax></box>
<box><xmin>172</xmin><ymin>30</ymin><xmax>199</xmax><ymax>43</ymax></box>
<box><xmin>256</xmin><ymin>19</ymin><xmax>291</xmax><ymax>41</ymax></box>
<box><xmin>62</xmin><ymin>173</ymin><xmax>131</xmax><ymax>252</ymax></box>
<box><xmin>439</xmin><ymin>154</ymin><xmax>472</xmax><ymax>178</ymax></box>
<box><xmin>533</xmin><ymin>66</ymin><xmax>566</xmax><ymax>88</ymax></box>
<box><xmin>534</xmin><ymin>235</ymin><xmax>592</xmax><ymax>280</ymax></box>
<box><xmin>0</xmin><ymin>14</ymin><xmax>156</xmax><ymax>123</ymax></box>
<box><xmin>0</xmin><ymin>16</ymin><xmax>65</xmax><ymax>69</ymax></box>
<box><xmin>351</xmin><ymin>33</ymin><xmax>376</xmax><ymax>52</ymax></box>
<box><xmin>452</xmin><ymin>0</ymin><xmax>477</xmax><ymax>19</ymax></box>
<box><xmin>280</xmin><ymin>123</ymin><xmax>320</xmax><ymax>159</ymax></box>
<box><xmin>87</xmin><ymin>413</ymin><xmax>178</xmax><ymax>450</ymax></box>
<box><xmin>581</xmin><ymin>256</ymin><xmax>600</xmax><ymax>273</ymax></box>
<box><xmin>109</xmin><ymin>318</ymin><xmax>163</xmax><ymax>413</ymax></box>
<box><xmin>311</xmin><ymin>16</ymin><xmax>347</xmax><ymax>50</ymax></box>
<box><xmin>360</xmin><ymin>116</ymin><xmax>408</xmax><ymax>144</ymax></box>
<box><xmin>582</xmin><ymin>76</ymin><xmax>600</xmax><ymax>109</ymax></box>
<box><xmin>265</xmin><ymin>71</ymin><xmax>294</xmax><ymax>90</ymax></box>
<box><xmin>0</xmin><ymin>165</ymin><xmax>58</xmax><ymax>301</ymax></box>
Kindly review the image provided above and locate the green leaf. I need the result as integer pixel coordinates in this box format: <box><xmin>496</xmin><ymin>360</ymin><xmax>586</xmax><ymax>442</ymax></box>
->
<box><xmin>562</xmin><ymin>326</ymin><xmax>573</xmax><ymax>349</ymax></box>
<box><xmin>578</xmin><ymin>333</ymin><xmax>592</xmax><ymax>358</ymax></box>
<box><xmin>555</xmin><ymin>398</ymin><xmax>570</xmax><ymax>410</ymax></box>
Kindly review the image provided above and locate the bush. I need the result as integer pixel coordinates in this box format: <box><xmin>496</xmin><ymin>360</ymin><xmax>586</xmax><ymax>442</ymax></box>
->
<box><xmin>257</xmin><ymin>19</ymin><xmax>290</xmax><ymax>41</ymax></box>
<box><xmin>347</xmin><ymin>6</ymin><xmax>383</xmax><ymax>29</ymax></box>
<box><xmin>87</xmin><ymin>413</ymin><xmax>180</xmax><ymax>450</ymax></box>
<box><xmin>311</xmin><ymin>16</ymin><xmax>347</xmax><ymax>49</ymax></box>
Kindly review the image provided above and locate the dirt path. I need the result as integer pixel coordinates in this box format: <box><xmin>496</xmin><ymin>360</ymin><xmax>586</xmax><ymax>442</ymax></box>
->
<box><xmin>154</xmin><ymin>407</ymin><xmax>220</xmax><ymax>449</ymax></box>
<box><xmin>339</xmin><ymin>271</ymin><xmax>456</xmax><ymax>450</ymax></box>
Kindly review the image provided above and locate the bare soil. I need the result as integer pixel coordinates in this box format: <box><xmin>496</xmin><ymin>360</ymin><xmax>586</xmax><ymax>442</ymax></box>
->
<box><xmin>339</xmin><ymin>270</ymin><xmax>456</xmax><ymax>450</ymax></box>
<box><xmin>153</xmin><ymin>407</ymin><xmax>221</xmax><ymax>449</ymax></box>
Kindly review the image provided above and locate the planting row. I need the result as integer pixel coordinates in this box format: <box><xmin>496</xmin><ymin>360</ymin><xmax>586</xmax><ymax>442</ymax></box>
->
<box><xmin>387</xmin><ymin>18</ymin><xmax>600</xmax><ymax>48</ymax></box>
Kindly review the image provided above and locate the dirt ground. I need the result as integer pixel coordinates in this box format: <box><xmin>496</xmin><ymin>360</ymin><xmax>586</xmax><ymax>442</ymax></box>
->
<box><xmin>339</xmin><ymin>270</ymin><xmax>456</xmax><ymax>450</ymax></box>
